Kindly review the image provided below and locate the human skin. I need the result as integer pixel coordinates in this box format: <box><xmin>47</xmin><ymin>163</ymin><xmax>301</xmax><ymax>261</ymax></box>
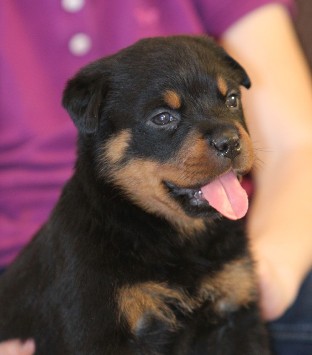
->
<box><xmin>221</xmin><ymin>3</ymin><xmax>312</xmax><ymax>320</ymax></box>
<box><xmin>0</xmin><ymin>339</ymin><xmax>35</xmax><ymax>355</ymax></box>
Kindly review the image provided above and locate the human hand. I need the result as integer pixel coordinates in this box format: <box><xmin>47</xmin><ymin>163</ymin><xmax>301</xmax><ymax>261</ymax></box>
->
<box><xmin>220</xmin><ymin>3</ymin><xmax>312</xmax><ymax>322</ymax></box>
<box><xmin>248</xmin><ymin>148</ymin><xmax>312</xmax><ymax>321</ymax></box>
<box><xmin>0</xmin><ymin>339</ymin><xmax>35</xmax><ymax>355</ymax></box>
<box><xmin>252</xmin><ymin>250</ymin><xmax>302</xmax><ymax>321</ymax></box>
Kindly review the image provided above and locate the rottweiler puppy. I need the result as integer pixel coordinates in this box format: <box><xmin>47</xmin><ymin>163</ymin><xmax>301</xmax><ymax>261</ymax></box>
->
<box><xmin>0</xmin><ymin>36</ymin><xmax>270</xmax><ymax>354</ymax></box>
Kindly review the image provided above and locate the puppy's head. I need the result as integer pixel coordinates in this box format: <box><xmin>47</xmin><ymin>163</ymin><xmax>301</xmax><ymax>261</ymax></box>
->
<box><xmin>63</xmin><ymin>36</ymin><xmax>254</xmax><ymax>234</ymax></box>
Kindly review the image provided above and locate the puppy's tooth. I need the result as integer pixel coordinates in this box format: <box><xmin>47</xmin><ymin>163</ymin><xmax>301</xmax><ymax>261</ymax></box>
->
<box><xmin>194</xmin><ymin>190</ymin><xmax>203</xmax><ymax>200</ymax></box>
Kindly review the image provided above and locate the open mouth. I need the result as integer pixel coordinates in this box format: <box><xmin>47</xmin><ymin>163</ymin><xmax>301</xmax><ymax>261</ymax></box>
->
<box><xmin>165</xmin><ymin>171</ymin><xmax>249</xmax><ymax>220</ymax></box>
<box><xmin>165</xmin><ymin>182</ymin><xmax>208</xmax><ymax>207</ymax></box>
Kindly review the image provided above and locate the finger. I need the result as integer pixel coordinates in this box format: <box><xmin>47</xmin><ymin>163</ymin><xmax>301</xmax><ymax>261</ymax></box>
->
<box><xmin>20</xmin><ymin>339</ymin><xmax>35</xmax><ymax>355</ymax></box>
<box><xmin>0</xmin><ymin>339</ymin><xmax>35</xmax><ymax>355</ymax></box>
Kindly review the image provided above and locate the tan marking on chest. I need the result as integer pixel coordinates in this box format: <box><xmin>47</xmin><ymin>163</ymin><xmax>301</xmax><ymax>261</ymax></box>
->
<box><xmin>198</xmin><ymin>257</ymin><xmax>257</xmax><ymax>314</ymax></box>
<box><xmin>118</xmin><ymin>282</ymin><xmax>192</xmax><ymax>334</ymax></box>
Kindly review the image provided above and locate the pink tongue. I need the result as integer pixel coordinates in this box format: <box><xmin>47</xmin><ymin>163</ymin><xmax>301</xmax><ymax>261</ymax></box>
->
<box><xmin>201</xmin><ymin>171</ymin><xmax>248</xmax><ymax>220</ymax></box>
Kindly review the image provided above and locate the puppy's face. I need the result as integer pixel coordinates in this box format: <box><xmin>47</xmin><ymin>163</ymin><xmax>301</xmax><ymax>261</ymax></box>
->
<box><xmin>63</xmin><ymin>36</ymin><xmax>254</xmax><ymax>234</ymax></box>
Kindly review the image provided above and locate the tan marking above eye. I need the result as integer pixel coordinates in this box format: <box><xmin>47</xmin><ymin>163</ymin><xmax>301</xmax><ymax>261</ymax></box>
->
<box><xmin>217</xmin><ymin>76</ymin><xmax>228</xmax><ymax>96</ymax></box>
<box><xmin>163</xmin><ymin>90</ymin><xmax>182</xmax><ymax>110</ymax></box>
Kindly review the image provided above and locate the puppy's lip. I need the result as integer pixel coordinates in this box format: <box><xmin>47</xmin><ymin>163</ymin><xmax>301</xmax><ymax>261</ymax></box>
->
<box><xmin>165</xmin><ymin>181</ymin><xmax>205</xmax><ymax>199</ymax></box>
<box><xmin>164</xmin><ymin>173</ymin><xmax>226</xmax><ymax>207</ymax></box>
<box><xmin>164</xmin><ymin>181</ymin><xmax>208</xmax><ymax>208</ymax></box>
<box><xmin>164</xmin><ymin>170</ymin><xmax>248</xmax><ymax>219</ymax></box>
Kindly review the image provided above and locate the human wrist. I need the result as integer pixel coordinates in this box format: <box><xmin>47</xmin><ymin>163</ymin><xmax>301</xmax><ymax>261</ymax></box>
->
<box><xmin>249</xmin><ymin>208</ymin><xmax>312</xmax><ymax>320</ymax></box>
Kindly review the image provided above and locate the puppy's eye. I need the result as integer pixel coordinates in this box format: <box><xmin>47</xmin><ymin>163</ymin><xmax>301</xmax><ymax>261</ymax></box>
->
<box><xmin>147</xmin><ymin>110</ymin><xmax>180</xmax><ymax>130</ymax></box>
<box><xmin>226</xmin><ymin>94</ymin><xmax>239</xmax><ymax>108</ymax></box>
<box><xmin>152</xmin><ymin>112</ymin><xmax>175</xmax><ymax>125</ymax></box>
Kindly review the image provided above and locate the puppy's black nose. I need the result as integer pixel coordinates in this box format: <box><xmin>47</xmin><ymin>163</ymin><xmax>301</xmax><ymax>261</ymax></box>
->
<box><xmin>210</xmin><ymin>129</ymin><xmax>241</xmax><ymax>160</ymax></box>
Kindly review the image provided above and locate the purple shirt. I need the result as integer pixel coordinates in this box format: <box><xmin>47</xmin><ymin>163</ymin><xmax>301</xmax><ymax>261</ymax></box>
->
<box><xmin>0</xmin><ymin>0</ymin><xmax>293</xmax><ymax>267</ymax></box>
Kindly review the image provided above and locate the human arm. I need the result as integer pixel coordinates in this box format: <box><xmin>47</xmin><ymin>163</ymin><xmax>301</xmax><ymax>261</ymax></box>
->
<box><xmin>220</xmin><ymin>3</ymin><xmax>312</xmax><ymax>320</ymax></box>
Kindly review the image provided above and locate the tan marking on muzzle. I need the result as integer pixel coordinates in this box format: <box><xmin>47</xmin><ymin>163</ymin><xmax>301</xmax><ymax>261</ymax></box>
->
<box><xmin>101</xmin><ymin>126</ymin><xmax>253</xmax><ymax>235</ymax></box>
<box><xmin>101</xmin><ymin>130</ymin><xmax>231</xmax><ymax>234</ymax></box>
<box><xmin>104</xmin><ymin>157</ymin><xmax>206</xmax><ymax>235</ymax></box>
<box><xmin>233</xmin><ymin>122</ymin><xmax>254</xmax><ymax>174</ymax></box>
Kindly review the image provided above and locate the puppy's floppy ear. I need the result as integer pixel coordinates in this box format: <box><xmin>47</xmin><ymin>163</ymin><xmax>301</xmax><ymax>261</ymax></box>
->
<box><xmin>62</xmin><ymin>60</ymin><xmax>110</xmax><ymax>134</ymax></box>
<box><xmin>193</xmin><ymin>36</ymin><xmax>251</xmax><ymax>89</ymax></box>
<box><xmin>223</xmin><ymin>53</ymin><xmax>251</xmax><ymax>89</ymax></box>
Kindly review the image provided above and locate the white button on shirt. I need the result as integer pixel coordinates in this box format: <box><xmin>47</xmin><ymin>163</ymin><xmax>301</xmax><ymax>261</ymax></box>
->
<box><xmin>61</xmin><ymin>0</ymin><xmax>85</xmax><ymax>12</ymax></box>
<box><xmin>68</xmin><ymin>33</ymin><xmax>92</xmax><ymax>56</ymax></box>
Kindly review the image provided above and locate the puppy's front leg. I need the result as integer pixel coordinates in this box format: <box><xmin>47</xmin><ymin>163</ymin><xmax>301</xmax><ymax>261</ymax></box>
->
<box><xmin>183</xmin><ymin>256</ymin><xmax>271</xmax><ymax>355</ymax></box>
<box><xmin>211</xmin><ymin>305</ymin><xmax>271</xmax><ymax>355</ymax></box>
<box><xmin>171</xmin><ymin>304</ymin><xmax>269</xmax><ymax>355</ymax></box>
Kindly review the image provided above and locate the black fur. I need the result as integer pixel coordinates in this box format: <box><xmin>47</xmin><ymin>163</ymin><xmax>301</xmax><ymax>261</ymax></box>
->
<box><xmin>0</xmin><ymin>36</ymin><xmax>270</xmax><ymax>354</ymax></box>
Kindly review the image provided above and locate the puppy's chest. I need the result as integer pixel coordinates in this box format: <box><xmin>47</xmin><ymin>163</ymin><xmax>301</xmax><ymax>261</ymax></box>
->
<box><xmin>118</xmin><ymin>257</ymin><xmax>257</xmax><ymax>337</ymax></box>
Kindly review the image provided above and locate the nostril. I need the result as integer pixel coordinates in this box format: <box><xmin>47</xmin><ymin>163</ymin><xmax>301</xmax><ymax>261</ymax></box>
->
<box><xmin>211</xmin><ymin>134</ymin><xmax>241</xmax><ymax>159</ymax></box>
<box><xmin>212</xmin><ymin>139</ymin><xmax>230</xmax><ymax>154</ymax></box>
